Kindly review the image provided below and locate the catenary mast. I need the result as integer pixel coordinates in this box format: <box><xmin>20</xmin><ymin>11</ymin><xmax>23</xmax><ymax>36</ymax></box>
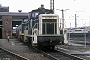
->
<box><xmin>50</xmin><ymin>0</ymin><xmax>54</xmax><ymax>13</ymax></box>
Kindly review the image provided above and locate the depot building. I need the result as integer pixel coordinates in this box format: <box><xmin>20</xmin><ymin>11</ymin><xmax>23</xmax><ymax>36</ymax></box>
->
<box><xmin>0</xmin><ymin>5</ymin><xmax>28</xmax><ymax>39</ymax></box>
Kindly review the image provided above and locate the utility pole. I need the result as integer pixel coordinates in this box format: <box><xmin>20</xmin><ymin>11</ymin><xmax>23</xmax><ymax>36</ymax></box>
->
<box><xmin>68</xmin><ymin>23</ymin><xmax>71</xmax><ymax>45</ymax></box>
<box><xmin>75</xmin><ymin>14</ymin><xmax>77</xmax><ymax>27</ymax></box>
<box><xmin>61</xmin><ymin>9</ymin><xmax>64</xmax><ymax>30</ymax></box>
<box><xmin>84</xmin><ymin>24</ymin><xmax>86</xmax><ymax>48</ymax></box>
<box><xmin>57</xmin><ymin>9</ymin><xmax>69</xmax><ymax>33</ymax></box>
<box><xmin>56</xmin><ymin>9</ymin><xmax>69</xmax><ymax>44</ymax></box>
<box><xmin>50</xmin><ymin>0</ymin><xmax>54</xmax><ymax>13</ymax></box>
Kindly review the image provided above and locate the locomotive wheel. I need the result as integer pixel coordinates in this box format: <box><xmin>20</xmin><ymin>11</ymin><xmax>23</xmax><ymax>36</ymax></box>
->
<box><xmin>62</xmin><ymin>41</ymin><xmax>64</xmax><ymax>45</ymax></box>
<box><xmin>51</xmin><ymin>46</ymin><xmax>55</xmax><ymax>50</ymax></box>
<box><xmin>37</xmin><ymin>44</ymin><xmax>42</xmax><ymax>49</ymax></box>
<box><xmin>28</xmin><ymin>39</ymin><xmax>32</xmax><ymax>46</ymax></box>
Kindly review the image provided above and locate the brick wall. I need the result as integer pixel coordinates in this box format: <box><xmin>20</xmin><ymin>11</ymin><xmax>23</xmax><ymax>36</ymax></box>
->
<box><xmin>2</xmin><ymin>15</ymin><xmax>12</xmax><ymax>38</ymax></box>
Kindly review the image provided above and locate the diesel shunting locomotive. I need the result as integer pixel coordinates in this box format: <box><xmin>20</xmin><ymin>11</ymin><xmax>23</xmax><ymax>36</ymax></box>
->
<box><xmin>16</xmin><ymin>5</ymin><xmax>64</xmax><ymax>49</ymax></box>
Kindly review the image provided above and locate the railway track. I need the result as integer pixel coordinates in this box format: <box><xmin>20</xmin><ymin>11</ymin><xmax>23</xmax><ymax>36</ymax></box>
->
<box><xmin>0</xmin><ymin>39</ymin><xmax>86</xmax><ymax>60</ymax></box>
<box><xmin>54</xmin><ymin>48</ymin><xmax>84</xmax><ymax>60</ymax></box>
<box><xmin>0</xmin><ymin>47</ymin><xmax>29</xmax><ymax>60</ymax></box>
<box><xmin>32</xmin><ymin>46</ymin><xmax>85</xmax><ymax>60</ymax></box>
<box><xmin>0</xmin><ymin>45</ymin><xmax>85</xmax><ymax>60</ymax></box>
<box><xmin>45</xmin><ymin>50</ymin><xmax>73</xmax><ymax>60</ymax></box>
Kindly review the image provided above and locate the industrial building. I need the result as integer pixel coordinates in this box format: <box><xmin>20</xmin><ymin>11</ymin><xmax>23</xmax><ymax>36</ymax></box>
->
<box><xmin>0</xmin><ymin>5</ymin><xmax>28</xmax><ymax>39</ymax></box>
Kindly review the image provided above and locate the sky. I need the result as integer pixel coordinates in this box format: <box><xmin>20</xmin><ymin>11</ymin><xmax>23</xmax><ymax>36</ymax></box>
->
<box><xmin>0</xmin><ymin>0</ymin><xmax>90</xmax><ymax>28</ymax></box>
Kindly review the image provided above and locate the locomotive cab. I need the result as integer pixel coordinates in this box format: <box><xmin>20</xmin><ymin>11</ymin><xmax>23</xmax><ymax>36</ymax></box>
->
<box><xmin>19</xmin><ymin>5</ymin><xmax>65</xmax><ymax>49</ymax></box>
<box><xmin>36</xmin><ymin>14</ymin><xmax>64</xmax><ymax>49</ymax></box>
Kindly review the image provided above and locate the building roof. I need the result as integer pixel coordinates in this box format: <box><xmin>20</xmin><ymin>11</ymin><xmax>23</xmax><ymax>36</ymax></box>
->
<box><xmin>0</xmin><ymin>6</ymin><xmax>9</xmax><ymax>12</ymax></box>
<box><xmin>0</xmin><ymin>12</ymin><xmax>28</xmax><ymax>16</ymax></box>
